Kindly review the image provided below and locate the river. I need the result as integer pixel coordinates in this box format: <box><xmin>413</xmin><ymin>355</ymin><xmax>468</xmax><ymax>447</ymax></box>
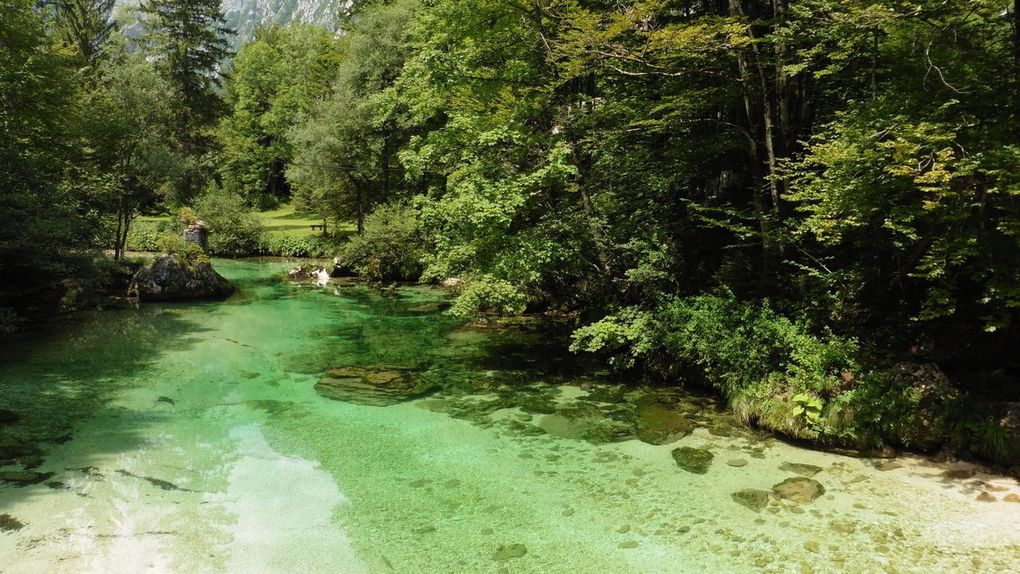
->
<box><xmin>1</xmin><ymin>259</ymin><xmax>1018</xmax><ymax>573</ymax></box>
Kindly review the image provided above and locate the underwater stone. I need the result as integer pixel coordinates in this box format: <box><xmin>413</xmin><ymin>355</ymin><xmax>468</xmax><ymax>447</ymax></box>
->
<box><xmin>772</xmin><ymin>477</ymin><xmax>825</xmax><ymax>503</ymax></box>
<box><xmin>492</xmin><ymin>544</ymin><xmax>527</xmax><ymax>561</ymax></box>
<box><xmin>944</xmin><ymin>468</ymin><xmax>977</xmax><ymax>480</ymax></box>
<box><xmin>671</xmin><ymin>447</ymin><xmax>714</xmax><ymax>474</ymax></box>
<box><xmin>779</xmin><ymin>462</ymin><xmax>823</xmax><ymax>477</ymax></box>
<box><xmin>0</xmin><ymin>409</ymin><xmax>20</xmax><ymax>425</ymax></box>
<box><xmin>976</xmin><ymin>491</ymin><xmax>996</xmax><ymax>502</ymax></box>
<box><xmin>727</xmin><ymin>459</ymin><xmax>748</xmax><ymax>467</ymax></box>
<box><xmin>0</xmin><ymin>513</ymin><xmax>25</xmax><ymax>532</ymax></box>
<box><xmin>0</xmin><ymin>470</ymin><xmax>54</xmax><ymax>486</ymax></box>
<box><xmin>875</xmin><ymin>461</ymin><xmax>903</xmax><ymax>471</ymax></box>
<box><xmin>315</xmin><ymin>366</ymin><xmax>437</xmax><ymax>407</ymax></box>
<box><xmin>731</xmin><ymin>489</ymin><xmax>771</xmax><ymax>512</ymax></box>
<box><xmin>634</xmin><ymin>402</ymin><xmax>696</xmax><ymax>445</ymax></box>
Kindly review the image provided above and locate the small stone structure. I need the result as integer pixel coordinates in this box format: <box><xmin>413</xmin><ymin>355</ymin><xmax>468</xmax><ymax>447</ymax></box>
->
<box><xmin>183</xmin><ymin>220</ymin><xmax>209</xmax><ymax>253</ymax></box>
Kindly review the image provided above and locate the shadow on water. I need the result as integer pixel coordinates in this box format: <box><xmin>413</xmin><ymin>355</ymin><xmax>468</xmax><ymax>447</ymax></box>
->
<box><xmin>0</xmin><ymin>306</ymin><xmax>207</xmax><ymax>502</ymax></box>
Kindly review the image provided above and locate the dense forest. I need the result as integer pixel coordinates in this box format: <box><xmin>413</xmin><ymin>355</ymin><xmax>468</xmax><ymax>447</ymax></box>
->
<box><xmin>2</xmin><ymin>0</ymin><xmax>1019</xmax><ymax>463</ymax></box>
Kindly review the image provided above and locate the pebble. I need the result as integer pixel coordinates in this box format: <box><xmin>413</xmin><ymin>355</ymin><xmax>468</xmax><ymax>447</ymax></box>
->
<box><xmin>727</xmin><ymin>459</ymin><xmax>748</xmax><ymax>467</ymax></box>
<box><xmin>618</xmin><ymin>540</ymin><xmax>639</xmax><ymax>549</ymax></box>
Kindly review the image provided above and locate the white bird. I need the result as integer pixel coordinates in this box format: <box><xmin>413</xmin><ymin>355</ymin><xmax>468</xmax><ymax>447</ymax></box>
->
<box><xmin>315</xmin><ymin>267</ymin><xmax>330</xmax><ymax>288</ymax></box>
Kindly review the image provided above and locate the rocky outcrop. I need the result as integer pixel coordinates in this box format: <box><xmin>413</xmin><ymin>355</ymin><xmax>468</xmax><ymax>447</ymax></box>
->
<box><xmin>314</xmin><ymin>366</ymin><xmax>437</xmax><ymax>406</ymax></box>
<box><xmin>128</xmin><ymin>256</ymin><xmax>234</xmax><ymax>302</ymax></box>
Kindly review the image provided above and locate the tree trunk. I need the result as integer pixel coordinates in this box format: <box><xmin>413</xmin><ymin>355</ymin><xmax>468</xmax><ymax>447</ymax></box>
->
<box><xmin>356</xmin><ymin>186</ymin><xmax>365</xmax><ymax>235</ymax></box>
<box><xmin>729</xmin><ymin>0</ymin><xmax>781</xmax><ymax>288</ymax></box>
<box><xmin>114</xmin><ymin>195</ymin><xmax>125</xmax><ymax>261</ymax></box>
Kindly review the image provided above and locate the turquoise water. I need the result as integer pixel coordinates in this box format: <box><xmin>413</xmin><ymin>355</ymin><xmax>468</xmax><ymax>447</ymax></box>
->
<box><xmin>1</xmin><ymin>260</ymin><xmax>1019</xmax><ymax>573</ymax></box>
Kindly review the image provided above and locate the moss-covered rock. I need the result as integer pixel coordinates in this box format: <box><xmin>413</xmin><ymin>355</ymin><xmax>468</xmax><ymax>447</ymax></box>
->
<box><xmin>772</xmin><ymin>477</ymin><xmax>825</xmax><ymax>503</ymax></box>
<box><xmin>731</xmin><ymin>489</ymin><xmax>771</xmax><ymax>512</ymax></box>
<box><xmin>634</xmin><ymin>402</ymin><xmax>696</xmax><ymax>445</ymax></box>
<box><xmin>315</xmin><ymin>366</ymin><xmax>437</xmax><ymax>406</ymax></box>
<box><xmin>671</xmin><ymin>446</ymin><xmax>714</xmax><ymax>474</ymax></box>
<box><xmin>128</xmin><ymin>255</ymin><xmax>234</xmax><ymax>301</ymax></box>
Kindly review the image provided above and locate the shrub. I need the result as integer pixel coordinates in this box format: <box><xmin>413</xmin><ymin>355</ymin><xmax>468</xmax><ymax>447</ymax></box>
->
<box><xmin>449</xmin><ymin>276</ymin><xmax>528</xmax><ymax>317</ymax></box>
<box><xmin>194</xmin><ymin>190</ymin><xmax>264</xmax><ymax>256</ymax></box>
<box><xmin>335</xmin><ymin>203</ymin><xmax>424</xmax><ymax>281</ymax></box>
<box><xmin>125</xmin><ymin>223</ymin><xmax>165</xmax><ymax>252</ymax></box>
<box><xmin>573</xmin><ymin>294</ymin><xmax>863</xmax><ymax>441</ymax></box>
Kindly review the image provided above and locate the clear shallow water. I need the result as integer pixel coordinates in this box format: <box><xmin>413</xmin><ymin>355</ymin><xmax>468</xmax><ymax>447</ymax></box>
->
<box><xmin>1</xmin><ymin>259</ymin><xmax>1019</xmax><ymax>573</ymax></box>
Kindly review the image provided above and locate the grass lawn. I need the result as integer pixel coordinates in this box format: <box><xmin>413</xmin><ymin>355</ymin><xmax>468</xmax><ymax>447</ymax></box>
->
<box><xmin>135</xmin><ymin>203</ymin><xmax>355</xmax><ymax>238</ymax></box>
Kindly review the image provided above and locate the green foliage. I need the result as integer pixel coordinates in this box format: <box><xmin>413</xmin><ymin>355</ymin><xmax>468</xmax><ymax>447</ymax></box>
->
<box><xmin>335</xmin><ymin>203</ymin><xmax>423</xmax><ymax>280</ymax></box>
<box><xmin>218</xmin><ymin>24</ymin><xmax>344</xmax><ymax>207</ymax></box>
<box><xmin>142</xmin><ymin>0</ymin><xmax>234</xmax><ymax>203</ymax></box>
<box><xmin>194</xmin><ymin>189</ymin><xmax>264</xmax><ymax>256</ymax></box>
<box><xmin>448</xmin><ymin>276</ymin><xmax>528</xmax><ymax>318</ymax></box>
<box><xmin>287</xmin><ymin>0</ymin><xmax>417</xmax><ymax>231</ymax></box>
<box><xmin>570</xmin><ymin>308</ymin><xmax>658</xmax><ymax>370</ymax></box>
<box><xmin>0</xmin><ymin>0</ymin><xmax>93</xmax><ymax>304</ymax></box>
<box><xmin>125</xmin><ymin>223</ymin><xmax>166</xmax><ymax>252</ymax></box>
<box><xmin>966</xmin><ymin>417</ymin><xmax>1011</xmax><ymax>465</ymax></box>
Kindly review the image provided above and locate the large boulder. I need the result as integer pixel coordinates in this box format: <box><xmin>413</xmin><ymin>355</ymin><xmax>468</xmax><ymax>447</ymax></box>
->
<box><xmin>314</xmin><ymin>366</ymin><xmax>437</xmax><ymax>407</ymax></box>
<box><xmin>128</xmin><ymin>256</ymin><xmax>234</xmax><ymax>301</ymax></box>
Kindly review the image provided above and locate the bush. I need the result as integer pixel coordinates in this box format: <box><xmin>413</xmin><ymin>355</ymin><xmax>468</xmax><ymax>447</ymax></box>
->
<box><xmin>573</xmin><ymin>294</ymin><xmax>864</xmax><ymax>442</ymax></box>
<box><xmin>335</xmin><ymin>203</ymin><xmax>424</xmax><ymax>281</ymax></box>
<box><xmin>194</xmin><ymin>190</ymin><xmax>264</xmax><ymax>256</ymax></box>
<box><xmin>449</xmin><ymin>276</ymin><xmax>528</xmax><ymax>317</ymax></box>
<box><xmin>125</xmin><ymin>223</ymin><xmax>166</xmax><ymax>252</ymax></box>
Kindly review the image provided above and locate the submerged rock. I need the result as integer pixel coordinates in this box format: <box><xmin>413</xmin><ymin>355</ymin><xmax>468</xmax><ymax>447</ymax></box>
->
<box><xmin>0</xmin><ymin>470</ymin><xmax>54</xmax><ymax>486</ymax></box>
<box><xmin>315</xmin><ymin>366</ymin><xmax>437</xmax><ymax>407</ymax></box>
<box><xmin>128</xmin><ymin>255</ymin><xmax>234</xmax><ymax>301</ymax></box>
<box><xmin>779</xmin><ymin>462</ymin><xmax>823</xmax><ymax>477</ymax></box>
<box><xmin>944</xmin><ymin>468</ymin><xmax>977</xmax><ymax>480</ymax></box>
<box><xmin>976</xmin><ymin>491</ymin><xmax>997</xmax><ymax>502</ymax></box>
<box><xmin>492</xmin><ymin>543</ymin><xmax>527</xmax><ymax>561</ymax></box>
<box><xmin>772</xmin><ymin>477</ymin><xmax>825</xmax><ymax>503</ymax></box>
<box><xmin>671</xmin><ymin>447</ymin><xmax>714</xmax><ymax>474</ymax></box>
<box><xmin>731</xmin><ymin>489</ymin><xmax>771</xmax><ymax>512</ymax></box>
<box><xmin>0</xmin><ymin>513</ymin><xmax>25</xmax><ymax>532</ymax></box>
<box><xmin>634</xmin><ymin>402</ymin><xmax>696</xmax><ymax>445</ymax></box>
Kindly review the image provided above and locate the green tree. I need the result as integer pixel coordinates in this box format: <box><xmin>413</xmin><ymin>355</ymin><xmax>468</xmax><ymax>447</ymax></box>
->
<box><xmin>142</xmin><ymin>0</ymin><xmax>233</xmax><ymax>203</ymax></box>
<box><xmin>288</xmin><ymin>0</ymin><xmax>417</xmax><ymax>233</ymax></box>
<box><xmin>76</xmin><ymin>35</ymin><xmax>180</xmax><ymax>260</ymax></box>
<box><xmin>218</xmin><ymin>24</ymin><xmax>344</xmax><ymax>208</ymax></box>
<box><xmin>51</xmin><ymin>0</ymin><xmax>116</xmax><ymax>66</ymax></box>
<box><xmin>0</xmin><ymin>0</ymin><xmax>90</xmax><ymax>304</ymax></box>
